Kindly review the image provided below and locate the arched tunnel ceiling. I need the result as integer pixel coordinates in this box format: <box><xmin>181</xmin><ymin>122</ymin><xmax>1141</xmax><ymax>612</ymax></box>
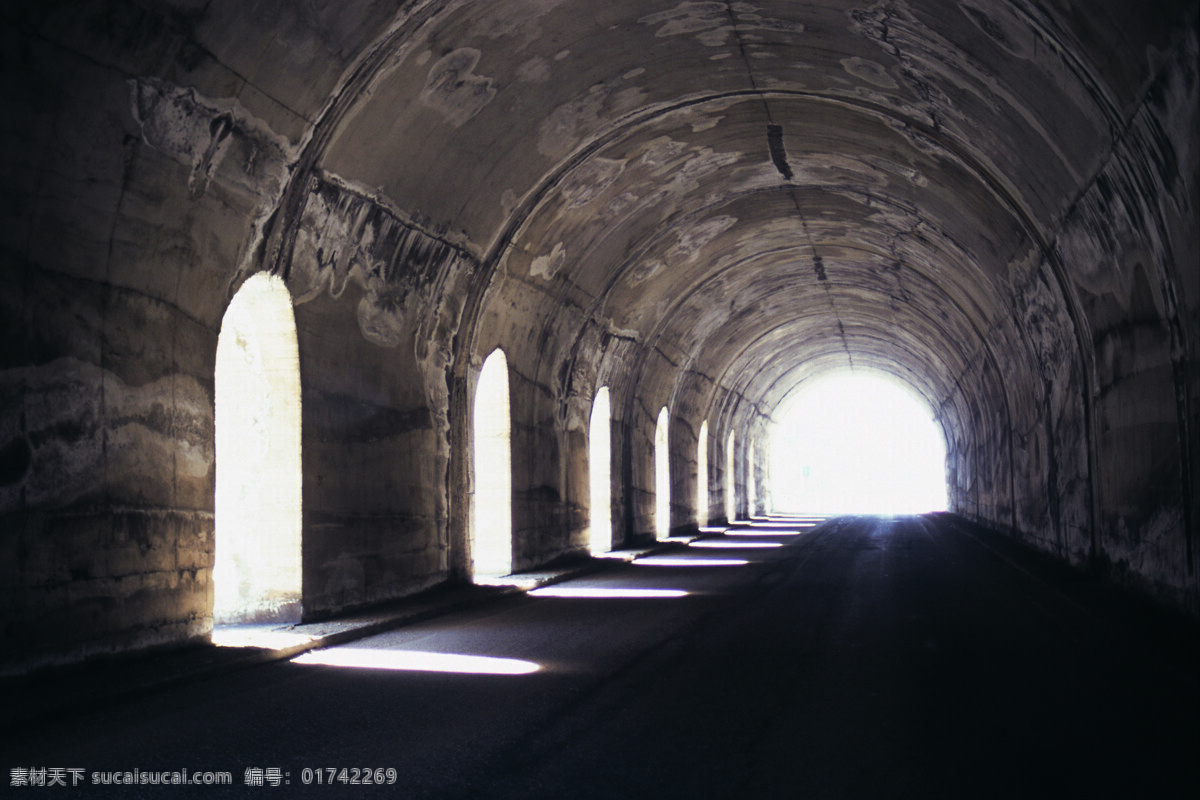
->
<box><xmin>307</xmin><ymin>0</ymin><xmax>1189</xmax><ymax>419</ymax></box>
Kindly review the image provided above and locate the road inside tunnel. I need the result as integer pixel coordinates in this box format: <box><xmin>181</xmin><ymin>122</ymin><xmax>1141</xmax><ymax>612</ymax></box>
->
<box><xmin>4</xmin><ymin>516</ymin><xmax>1195</xmax><ymax>798</ymax></box>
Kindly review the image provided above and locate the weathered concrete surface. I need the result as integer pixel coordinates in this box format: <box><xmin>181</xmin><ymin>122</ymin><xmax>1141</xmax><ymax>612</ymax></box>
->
<box><xmin>0</xmin><ymin>0</ymin><xmax>1197</xmax><ymax>673</ymax></box>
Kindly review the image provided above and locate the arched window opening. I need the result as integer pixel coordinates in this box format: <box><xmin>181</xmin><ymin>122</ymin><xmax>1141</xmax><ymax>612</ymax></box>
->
<box><xmin>769</xmin><ymin>371</ymin><xmax>948</xmax><ymax>514</ymax></box>
<box><xmin>696</xmin><ymin>420</ymin><xmax>709</xmax><ymax>527</ymax></box>
<box><xmin>655</xmin><ymin>407</ymin><xmax>670</xmax><ymax>539</ymax></box>
<box><xmin>214</xmin><ymin>273</ymin><xmax>302</xmax><ymax>625</ymax></box>
<box><xmin>725</xmin><ymin>430</ymin><xmax>737</xmax><ymax>523</ymax></box>
<box><xmin>589</xmin><ymin>387</ymin><xmax>612</xmax><ymax>554</ymax></box>
<box><xmin>473</xmin><ymin>349</ymin><xmax>512</xmax><ymax>577</ymax></box>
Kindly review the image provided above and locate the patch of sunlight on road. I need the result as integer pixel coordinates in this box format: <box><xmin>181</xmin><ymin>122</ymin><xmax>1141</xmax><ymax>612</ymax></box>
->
<box><xmin>634</xmin><ymin>557</ymin><xmax>750</xmax><ymax>567</ymax></box>
<box><xmin>293</xmin><ymin>648</ymin><xmax>540</xmax><ymax>675</ymax></box>
<box><xmin>529</xmin><ymin>587</ymin><xmax>689</xmax><ymax>599</ymax></box>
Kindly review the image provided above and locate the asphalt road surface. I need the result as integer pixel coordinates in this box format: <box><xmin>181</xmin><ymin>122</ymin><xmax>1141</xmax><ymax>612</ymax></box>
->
<box><xmin>4</xmin><ymin>514</ymin><xmax>1197</xmax><ymax>798</ymax></box>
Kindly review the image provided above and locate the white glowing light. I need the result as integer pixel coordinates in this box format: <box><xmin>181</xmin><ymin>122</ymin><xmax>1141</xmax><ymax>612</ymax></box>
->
<box><xmin>293</xmin><ymin>648</ymin><xmax>540</xmax><ymax>675</ymax></box>
<box><xmin>529</xmin><ymin>587</ymin><xmax>688</xmax><ymax>598</ymax></box>
<box><xmin>473</xmin><ymin>349</ymin><xmax>513</xmax><ymax>578</ymax></box>
<box><xmin>770</xmin><ymin>372</ymin><xmax>948</xmax><ymax>514</ymax></box>
<box><xmin>724</xmin><ymin>529</ymin><xmax>801</xmax><ymax>537</ymax></box>
<box><xmin>634</xmin><ymin>557</ymin><xmax>749</xmax><ymax>567</ymax></box>
<box><xmin>688</xmin><ymin>540</ymin><xmax>782</xmax><ymax>549</ymax></box>
<box><xmin>589</xmin><ymin>387</ymin><xmax>612</xmax><ymax>554</ymax></box>
<box><xmin>214</xmin><ymin>274</ymin><xmax>302</xmax><ymax>625</ymax></box>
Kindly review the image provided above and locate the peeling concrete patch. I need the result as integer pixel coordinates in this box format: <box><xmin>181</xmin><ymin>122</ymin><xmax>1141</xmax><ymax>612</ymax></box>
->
<box><xmin>560</xmin><ymin>158</ymin><xmax>627</xmax><ymax>207</ymax></box>
<box><xmin>606</xmin><ymin>191</ymin><xmax>640</xmax><ymax>217</ymax></box>
<box><xmin>0</xmin><ymin>359</ymin><xmax>214</xmax><ymax>512</ymax></box>
<box><xmin>538</xmin><ymin>80</ymin><xmax>648</xmax><ymax>159</ymax></box>
<box><xmin>501</xmin><ymin>188</ymin><xmax>519</xmax><ymax>216</ymax></box>
<box><xmin>129</xmin><ymin>77</ymin><xmax>293</xmax><ymax>201</ymax></box>
<box><xmin>800</xmin><ymin>153</ymin><xmax>891</xmax><ymax>188</ymax></box>
<box><xmin>517</xmin><ymin>56</ymin><xmax>551</xmax><ymax>84</ymax></box>
<box><xmin>670</xmin><ymin>147</ymin><xmax>743</xmax><ymax>193</ymax></box>
<box><xmin>842</xmin><ymin>56</ymin><xmax>898</xmax><ymax>89</ymax></box>
<box><xmin>0</xmin><ymin>359</ymin><xmax>101</xmax><ymax>511</ymax></box>
<box><xmin>669</xmin><ymin>216</ymin><xmax>738</xmax><ymax>265</ymax></box>
<box><xmin>957</xmin><ymin>0</ymin><xmax>1035</xmax><ymax>60</ymax></box>
<box><xmin>531</xmin><ymin>242</ymin><xmax>567</xmax><ymax>279</ymax></box>
<box><xmin>639</xmin><ymin>2</ymin><xmax>728</xmax><ymax>40</ymax></box>
<box><xmin>419</xmin><ymin>49</ymin><xmax>497</xmax><ymax>128</ymax></box>
<box><xmin>637</xmin><ymin>136</ymin><xmax>689</xmax><ymax>171</ymax></box>
<box><xmin>697</xmin><ymin>27</ymin><xmax>735</xmax><ymax>47</ymax></box>
<box><xmin>290</xmin><ymin>176</ymin><xmax>474</xmax><ymax>349</ymax></box>
<box><xmin>468</xmin><ymin>0</ymin><xmax>568</xmax><ymax>51</ymax></box>
<box><xmin>863</xmin><ymin>155</ymin><xmax>929</xmax><ymax>186</ymax></box>
<box><xmin>628</xmin><ymin>259</ymin><xmax>664</xmax><ymax>285</ymax></box>
<box><xmin>639</xmin><ymin>2</ymin><xmax>804</xmax><ymax>47</ymax></box>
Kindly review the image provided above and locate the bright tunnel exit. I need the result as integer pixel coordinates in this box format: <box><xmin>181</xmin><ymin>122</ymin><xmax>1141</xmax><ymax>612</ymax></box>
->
<box><xmin>769</xmin><ymin>372</ymin><xmax>948</xmax><ymax>515</ymax></box>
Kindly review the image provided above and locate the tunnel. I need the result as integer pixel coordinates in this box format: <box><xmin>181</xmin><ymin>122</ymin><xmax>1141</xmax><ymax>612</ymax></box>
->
<box><xmin>0</xmin><ymin>0</ymin><xmax>1197</xmax><ymax>692</ymax></box>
